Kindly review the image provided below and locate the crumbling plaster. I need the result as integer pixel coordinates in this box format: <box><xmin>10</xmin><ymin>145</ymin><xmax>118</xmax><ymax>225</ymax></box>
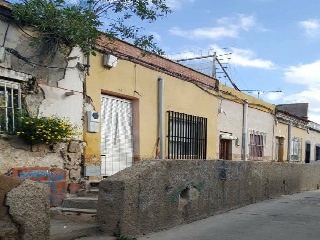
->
<box><xmin>1</xmin><ymin>18</ymin><xmax>84</xmax><ymax>134</ymax></box>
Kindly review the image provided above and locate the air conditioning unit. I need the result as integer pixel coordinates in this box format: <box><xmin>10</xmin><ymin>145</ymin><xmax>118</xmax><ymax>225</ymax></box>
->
<box><xmin>103</xmin><ymin>53</ymin><xmax>117</xmax><ymax>68</ymax></box>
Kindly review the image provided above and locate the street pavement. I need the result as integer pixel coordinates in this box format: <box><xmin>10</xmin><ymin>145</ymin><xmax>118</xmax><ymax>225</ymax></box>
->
<box><xmin>139</xmin><ymin>190</ymin><xmax>320</xmax><ymax>240</ymax></box>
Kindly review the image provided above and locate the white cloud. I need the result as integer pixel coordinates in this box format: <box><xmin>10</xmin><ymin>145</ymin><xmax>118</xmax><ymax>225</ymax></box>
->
<box><xmin>166</xmin><ymin>0</ymin><xmax>197</xmax><ymax>10</ymax></box>
<box><xmin>150</xmin><ymin>32</ymin><xmax>161</xmax><ymax>42</ymax></box>
<box><xmin>230</xmin><ymin>47</ymin><xmax>275</xmax><ymax>69</ymax></box>
<box><xmin>284</xmin><ymin>60</ymin><xmax>320</xmax><ymax>85</ymax></box>
<box><xmin>166</xmin><ymin>45</ymin><xmax>275</xmax><ymax>71</ymax></box>
<box><xmin>169</xmin><ymin>14</ymin><xmax>264</xmax><ymax>40</ymax></box>
<box><xmin>299</xmin><ymin>19</ymin><xmax>320</xmax><ymax>38</ymax></box>
<box><xmin>277</xmin><ymin>60</ymin><xmax>320</xmax><ymax>123</ymax></box>
<box><xmin>211</xmin><ymin>45</ymin><xmax>275</xmax><ymax>69</ymax></box>
<box><xmin>265</xmin><ymin>91</ymin><xmax>284</xmax><ymax>101</ymax></box>
<box><xmin>169</xmin><ymin>27</ymin><xmax>238</xmax><ymax>40</ymax></box>
<box><xmin>281</xmin><ymin>87</ymin><xmax>320</xmax><ymax>123</ymax></box>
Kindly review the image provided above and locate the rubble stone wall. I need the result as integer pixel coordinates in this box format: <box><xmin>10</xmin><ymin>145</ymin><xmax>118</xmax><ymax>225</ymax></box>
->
<box><xmin>0</xmin><ymin>136</ymin><xmax>83</xmax><ymax>186</ymax></box>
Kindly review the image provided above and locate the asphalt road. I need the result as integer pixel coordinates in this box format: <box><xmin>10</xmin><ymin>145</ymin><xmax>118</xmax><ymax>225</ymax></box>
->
<box><xmin>139</xmin><ymin>190</ymin><xmax>320</xmax><ymax>240</ymax></box>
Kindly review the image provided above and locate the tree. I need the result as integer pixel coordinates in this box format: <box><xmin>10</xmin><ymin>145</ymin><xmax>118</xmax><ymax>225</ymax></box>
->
<box><xmin>11</xmin><ymin>0</ymin><xmax>171</xmax><ymax>56</ymax></box>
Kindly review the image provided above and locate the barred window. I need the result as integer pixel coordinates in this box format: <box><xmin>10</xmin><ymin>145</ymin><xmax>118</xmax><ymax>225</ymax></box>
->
<box><xmin>167</xmin><ymin>111</ymin><xmax>207</xmax><ymax>159</ymax></box>
<box><xmin>249</xmin><ymin>130</ymin><xmax>266</xmax><ymax>159</ymax></box>
<box><xmin>0</xmin><ymin>80</ymin><xmax>21</xmax><ymax>133</ymax></box>
<box><xmin>315</xmin><ymin>145</ymin><xmax>320</xmax><ymax>161</ymax></box>
<box><xmin>291</xmin><ymin>137</ymin><xmax>302</xmax><ymax>161</ymax></box>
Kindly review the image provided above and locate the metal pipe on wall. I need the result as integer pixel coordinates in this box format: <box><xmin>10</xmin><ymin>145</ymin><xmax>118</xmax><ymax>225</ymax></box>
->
<box><xmin>242</xmin><ymin>99</ymin><xmax>248</xmax><ymax>161</ymax></box>
<box><xmin>287</xmin><ymin>121</ymin><xmax>292</xmax><ymax>162</ymax></box>
<box><xmin>158</xmin><ymin>77</ymin><xmax>164</xmax><ymax>159</ymax></box>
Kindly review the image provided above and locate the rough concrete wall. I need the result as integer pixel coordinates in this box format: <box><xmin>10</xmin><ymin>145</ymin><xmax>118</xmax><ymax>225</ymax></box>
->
<box><xmin>0</xmin><ymin>176</ymin><xmax>21</xmax><ymax>239</ymax></box>
<box><xmin>6</xmin><ymin>179</ymin><xmax>50</xmax><ymax>240</ymax></box>
<box><xmin>0</xmin><ymin>176</ymin><xmax>50</xmax><ymax>240</ymax></box>
<box><xmin>98</xmin><ymin>160</ymin><xmax>320</xmax><ymax>237</ymax></box>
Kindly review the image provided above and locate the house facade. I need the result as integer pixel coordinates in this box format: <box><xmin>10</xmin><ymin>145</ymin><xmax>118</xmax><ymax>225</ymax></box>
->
<box><xmin>83</xmin><ymin>36</ymin><xmax>220</xmax><ymax>178</ymax></box>
<box><xmin>2</xmin><ymin>0</ymin><xmax>320</xmax><ymax>187</ymax></box>
<box><xmin>217</xmin><ymin>85</ymin><xmax>275</xmax><ymax>161</ymax></box>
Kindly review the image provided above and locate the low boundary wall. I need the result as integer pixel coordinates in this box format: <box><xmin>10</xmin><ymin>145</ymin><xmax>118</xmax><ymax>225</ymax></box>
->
<box><xmin>98</xmin><ymin>160</ymin><xmax>320</xmax><ymax>237</ymax></box>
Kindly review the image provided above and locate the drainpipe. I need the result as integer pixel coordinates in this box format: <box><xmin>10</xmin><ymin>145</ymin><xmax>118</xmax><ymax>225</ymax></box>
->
<box><xmin>287</xmin><ymin>121</ymin><xmax>292</xmax><ymax>163</ymax></box>
<box><xmin>242</xmin><ymin>99</ymin><xmax>248</xmax><ymax>161</ymax></box>
<box><xmin>158</xmin><ymin>77</ymin><xmax>164</xmax><ymax>159</ymax></box>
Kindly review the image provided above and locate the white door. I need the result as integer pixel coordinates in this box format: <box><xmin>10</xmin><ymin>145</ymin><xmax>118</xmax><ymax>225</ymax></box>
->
<box><xmin>100</xmin><ymin>95</ymin><xmax>133</xmax><ymax>176</ymax></box>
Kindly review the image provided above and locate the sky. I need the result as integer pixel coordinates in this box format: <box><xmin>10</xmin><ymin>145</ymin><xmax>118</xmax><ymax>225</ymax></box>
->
<box><xmin>133</xmin><ymin>0</ymin><xmax>320</xmax><ymax>124</ymax></box>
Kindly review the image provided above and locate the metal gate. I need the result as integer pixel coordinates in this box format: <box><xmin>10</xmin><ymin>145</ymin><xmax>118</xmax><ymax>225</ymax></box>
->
<box><xmin>100</xmin><ymin>95</ymin><xmax>133</xmax><ymax>176</ymax></box>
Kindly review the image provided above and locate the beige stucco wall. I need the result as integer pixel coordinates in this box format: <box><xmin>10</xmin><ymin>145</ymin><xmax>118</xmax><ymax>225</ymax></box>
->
<box><xmin>248</xmin><ymin>107</ymin><xmax>275</xmax><ymax>161</ymax></box>
<box><xmin>84</xmin><ymin>53</ymin><xmax>218</xmax><ymax>165</ymax></box>
<box><xmin>217</xmin><ymin>98</ymin><xmax>243</xmax><ymax>160</ymax></box>
<box><xmin>217</xmin><ymin>86</ymin><xmax>276</xmax><ymax>161</ymax></box>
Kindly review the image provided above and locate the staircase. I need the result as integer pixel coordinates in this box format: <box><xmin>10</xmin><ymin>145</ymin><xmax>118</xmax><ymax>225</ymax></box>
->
<box><xmin>51</xmin><ymin>182</ymin><xmax>100</xmax><ymax>223</ymax></box>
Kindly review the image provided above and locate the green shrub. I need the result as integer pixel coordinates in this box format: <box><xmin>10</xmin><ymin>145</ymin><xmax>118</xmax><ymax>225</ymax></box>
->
<box><xmin>16</xmin><ymin>115</ymin><xmax>78</xmax><ymax>145</ymax></box>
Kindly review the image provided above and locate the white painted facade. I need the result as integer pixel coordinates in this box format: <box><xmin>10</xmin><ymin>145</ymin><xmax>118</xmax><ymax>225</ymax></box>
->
<box><xmin>217</xmin><ymin>98</ymin><xmax>275</xmax><ymax>161</ymax></box>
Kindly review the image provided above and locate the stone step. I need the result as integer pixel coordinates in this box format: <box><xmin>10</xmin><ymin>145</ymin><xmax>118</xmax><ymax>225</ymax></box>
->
<box><xmin>77</xmin><ymin>188</ymin><xmax>99</xmax><ymax>197</ymax></box>
<box><xmin>54</xmin><ymin>207</ymin><xmax>97</xmax><ymax>214</ymax></box>
<box><xmin>51</xmin><ymin>207</ymin><xmax>97</xmax><ymax>223</ymax></box>
<box><xmin>61</xmin><ymin>197</ymin><xmax>98</xmax><ymax>210</ymax></box>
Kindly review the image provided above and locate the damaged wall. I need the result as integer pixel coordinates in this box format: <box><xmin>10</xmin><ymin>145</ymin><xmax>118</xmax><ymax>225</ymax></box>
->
<box><xmin>98</xmin><ymin>160</ymin><xmax>320</xmax><ymax>237</ymax></box>
<box><xmin>0</xmin><ymin>15</ymin><xmax>84</xmax><ymax>132</ymax></box>
<box><xmin>0</xmin><ymin>6</ymin><xmax>85</xmax><ymax>185</ymax></box>
<box><xmin>0</xmin><ymin>176</ymin><xmax>50</xmax><ymax>240</ymax></box>
<box><xmin>0</xmin><ymin>135</ymin><xmax>83</xmax><ymax>186</ymax></box>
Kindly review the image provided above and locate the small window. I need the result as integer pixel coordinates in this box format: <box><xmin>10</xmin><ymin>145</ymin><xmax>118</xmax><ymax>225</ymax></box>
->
<box><xmin>249</xmin><ymin>130</ymin><xmax>266</xmax><ymax>159</ymax></box>
<box><xmin>167</xmin><ymin>111</ymin><xmax>207</xmax><ymax>159</ymax></box>
<box><xmin>0</xmin><ymin>80</ymin><xmax>21</xmax><ymax>133</ymax></box>
<box><xmin>291</xmin><ymin>137</ymin><xmax>302</xmax><ymax>161</ymax></box>
<box><xmin>315</xmin><ymin>145</ymin><xmax>320</xmax><ymax>161</ymax></box>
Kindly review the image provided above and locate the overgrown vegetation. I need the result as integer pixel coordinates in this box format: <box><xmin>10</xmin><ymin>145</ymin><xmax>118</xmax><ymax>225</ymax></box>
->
<box><xmin>16</xmin><ymin>114</ymin><xmax>78</xmax><ymax>145</ymax></box>
<box><xmin>113</xmin><ymin>233</ymin><xmax>137</xmax><ymax>240</ymax></box>
<box><xmin>11</xmin><ymin>0</ymin><xmax>171</xmax><ymax>56</ymax></box>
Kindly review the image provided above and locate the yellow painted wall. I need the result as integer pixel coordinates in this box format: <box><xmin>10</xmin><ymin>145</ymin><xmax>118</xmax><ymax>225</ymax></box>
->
<box><xmin>84</xmin><ymin>53</ymin><xmax>218</xmax><ymax>164</ymax></box>
<box><xmin>275</xmin><ymin>122</ymin><xmax>307</xmax><ymax>162</ymax></box>
<box><xmin>275</xmin><ymin>122</ymin><xmax>288</xmax><ymax>162</ymax></box>
<box><xmin>220</xmin><ymin>85</ymin><xmax>276</xmax><ymax>114</ymax></box>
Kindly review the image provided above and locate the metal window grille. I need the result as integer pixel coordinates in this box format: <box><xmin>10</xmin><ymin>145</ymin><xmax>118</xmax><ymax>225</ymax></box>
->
<box><xmin>249</xmin><ymin>130</ymin><xmax>266</xmax><ymax>159</ymax></box>
<box><xmin>315</xmin><ymin>145</ymin><xmax>320</xmax><ymax>161</ymax></box>
<box><xmin>167</xmin><ymin>111</ymin><xmax>207</xmax><ymax>159</ymax></box>
<box><xmin>0</xmin><ymin>80</ymin><xmax>21</xmax><ymax>133</ymax></box>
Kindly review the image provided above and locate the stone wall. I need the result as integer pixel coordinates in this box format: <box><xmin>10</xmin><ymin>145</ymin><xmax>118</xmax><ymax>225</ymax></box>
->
<box><xmin>98</xmin><ymin>160</ymin><xmax>320</xmax><ymax>237</ymax></box>
<box><xmin>0</xmin><ymin>176</ymin><xmax>50</xmax><ymax>240</ymax></box>
<box><xmin>0</xmin><ymin>135</ymin><xmax>83</xmax><ymax>189</ymax></box>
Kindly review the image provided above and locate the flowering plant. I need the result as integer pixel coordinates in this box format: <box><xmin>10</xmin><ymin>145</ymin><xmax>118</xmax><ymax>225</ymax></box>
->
<box><xmin>16</xmin><ymin>115</ymin><xmax>77</xmax><ymax>145</ymax></box>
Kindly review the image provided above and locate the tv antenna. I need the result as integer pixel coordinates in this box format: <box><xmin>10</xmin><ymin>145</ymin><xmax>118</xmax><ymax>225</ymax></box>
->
<box><xmin>175</xmin><ymin>53</ymin><xmax>240</xmax><ymax>91</ymax></box>
<box><xmin>240</xmin><ymin>90</ymin><xmax>282</xmax><ymax>99</ymax></box>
